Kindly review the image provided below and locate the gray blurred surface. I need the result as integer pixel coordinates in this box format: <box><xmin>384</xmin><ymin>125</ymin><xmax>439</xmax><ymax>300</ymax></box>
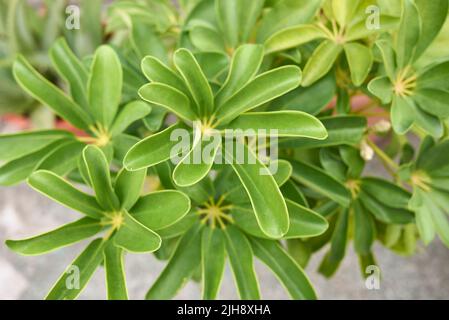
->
<box><xmin>1</xmin><ymin>121</ymin><xmax>449</xmax><ymax>300</ymax></box>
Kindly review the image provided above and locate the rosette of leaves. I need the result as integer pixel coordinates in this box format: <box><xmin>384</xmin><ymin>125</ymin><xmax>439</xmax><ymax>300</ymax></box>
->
<box><xmin>0</xmin><ymin>0</ymin><xmax>103</xmax><ymax>115</ymax></box>
<box><xmin>5</xmin><ymin>145</ymin><xmax>191</xmax><ymax>300</ymax></box>
<box><xmin>0</xmin><ymin>39</ymin><xmax>152</xmax><ymax>185</ymax></box>
<box><xmin>124</xmin><ymin>44</ymin><xmax>328</xmax><ymax>239</ymax></box>
<box><xmin>264</xmin><ymin>0</ymin><xmax>401</xmax><ymax>86</ymax></box>
<box><xmin>368</xmin><ymin>0</ymin><xmax>449</xmax><ymax>136</ymax></box>
<box><xmin>283</xmin><ymin>145</ymin><xmax>414</xmax><ymax>277</ymax></box>
<box><xmin>183</xmin><ymin>0</ymin><xmax>321</xmax><ymax>55</ymax></box>
<box><xmin>146</xmin><ymin>159</ymin><xmax>328</xmax><ymax>300</ymax></box>
<box><xmin>403</xmin><ymin>137</ymin><xmax>449</xmax><ymax>248</ymax></box>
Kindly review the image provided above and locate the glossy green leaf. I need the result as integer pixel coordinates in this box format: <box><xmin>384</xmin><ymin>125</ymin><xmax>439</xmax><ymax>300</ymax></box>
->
<box><xmin>226</xmin><ymin>142</ymin><xmax>289</xmax><ymax>238</ymax></box>
<box><xmin>6</xmin><ymin>217</ymin><xmax>102</xmax><ymax>256</ymax></box>
<box><xmin>216</xmin><ymin>66</ymin><xmax>302</xmax><ymax>124</ymax></box>
<box><xmin>215</xmin><ymin>44</ymin><xmax>264</xmax><ymax>107</ymax></box>
<box><xmin>396</xmin><ymin>0</ymin><xmax>421</xmax><ymax>68</ymax></box>
<box><xmin>124</xmin><ymin>123</ymin><xmax>191</xmax><ymax>171</ymax></box>
<box><xmin>28</xmin><ymin>170</ymin><xmax>103</xmax><ymax>219</ymax></box>
<box><xmin>302</xmin><ymin>40</ymin><xmax>342</xmax><ymax>87</ymax></box>
<box><xmin>414</xmin><ymin>89</ymin><xmax>449</xmax><ymax>118</ymax></box>
<box><xmin>332</xmin><ymin>0</ymin><xmax>360</xmax><ymax>27</ymax></box>
<box><xmin>104</xmin><ymin>242</ymin><xmax>128</xmax><ymax>300</ymax></box>
<box><xmin>238</xmin><ymin>0</ymin><xmax>264</xmax><ymax>42</ymax></box>
<box><xmin>417</xmin><ymin>60</ymin><xmax>449</xmax><ymax>90</ymax></box>
<box><xmin>353</xmin><ymin>200</ymin><xmax>375</xmax><ymax>255</ymax></box>
<box><xmin>110</xmin><ymin>101</ymin><xmax>152</xmax><ymax>137</ymax></box>
<box><xmin>201</xmin><ymin>227</ymin><xmax>226</xmax><ymax>299</ymax></box>
<box><xmin>13</xmin><ymin>56</ymin><xmax>92</xmax><ymax>130</ymax></box>
<box><xmin>368</xmin><ymin>76</ymin><xmax>393</xmax><ymax>104</ymax></box>
<box><xmin>83</xmin><ymin>145</ymin><xmax>120</xmax><ymax>211</ymax></box>
<box><xmin>46</xmin><ymin>238</ymin><xmax>106</xmax><ymax>300</ymax></box>
<box><xmin>409</xmin><ymin>189</ymin><xmax>436</xmax><ymax>245</ymax></box>
<box><xmin>190</xmin><ymin>25</ymin><xmax>225</xmax><ymax>52</ymax></box>
<box><xmin>216</xmin><ymin>0</ymin><xmax>239</xmax><ymax>48</ymax></box>
<box><xmin>131</xmin><ymin>190</ymin><xmax>191</xmax><ymax>230</ymax></box>
<box><xmin>146</xmin><ymin>224</ymin><xmax>203</xmax><ymax>299</ymax></box>
<box><xmin>0</xmin><ymin>130</ymin><xmax>73</xmax><ymax>163</ymax></box>
<box><xmin>344</xmin><ymin>43</ymin><xmax>373</xmax><ymax>86</ymax></box>
<box><xmin>414</xmin><ymin>0</ymin><xmax>449</xmax><ymax>59</ymax></box>
<box><xmin>173</xmin><ymin>135</ymin><xmax>221</xmax><ymax>187</ymax></box>
<box><xmin>361</xmin><ymin>177</ymin><xmax>411</xmax><ymax>209</ymax></box>
<box><xmin>272</xmin><ymin>160</ymin><xmax>293</xmax><ymax>187</ymax></box>
<box><xmin>88</xmin><ymin>45</ymin><xmax>123</xmax><ymax>128</ymax></box>
<box><xmin>264</xmin><ymin>24</ymin><xmax>328</xmax><ymax>54</ymax></box>
<box><xmin>250</xmin><ymin>238</ymin><xmax>316</xmax><ymax>299</ymax></box>
<box><xmin>138</xmin><ymin>83</ymin><xmax>196</xmax><ymax>122</ymax></box>
<box><xmin>114</xmin><ymin>211</ymin><xmax>161</xmax><ymax>253</ymax></box>
<box><xmin>224</xmin><ymin>226</ymin><xmax>260</xmax><ymax>299</ymax></box>
<box><xmin>359</xmin><ymin>190</ymin><xmax>414</xmax><ymax>224</ymax></box>
<box><xmin>375</xmin><ymin>39</ymin><xmax>396</xmax><ymax>81</ymax></box>
<box><xmin>226</xmin><ymin>111</ymin><xmax>327</xmax><ymax>139</ymax></box>
<box><xmin>37</xmin><ymin>141</ymin><xmax>84</xmax><ymax>176</ymax></box>
<box><xmin>174</xmin><ymin>48</ymin><xmax>214</xmax><ymax>117</ymax></box>
<box><xmin>114</xmin><ymin>168</ymin><xmax>146</xmax><ymax>210</ymax></box>
<box><xmin>141</xmin><ymin>56</ymin><xmax>188</xmax><ymax>93</ymax></box>
<box><xmin>391</xmin><ymin>96</ymin><xmax>415</xmax><ymax>134</ymax></box>
<box><xmin>290</xmin><ymin>160</ymin><xmax>351</xmax><ymax>207</ymax></box>
<box><xmin>50</xmin><ymin>37</ymin><xmax>89</xmax><ymax>109</ymax></box>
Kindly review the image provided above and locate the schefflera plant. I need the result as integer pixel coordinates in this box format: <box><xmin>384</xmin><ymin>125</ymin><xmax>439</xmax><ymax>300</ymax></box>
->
<box><xmin>368</xmin><ymin>0</ymin><xmax>449</xmax><ymax>136</ymax></box>
<box><xmin>0</xmin><ymin>38</ymin><xmax>152</xmax><ymax>186</ymax></box>
<box><xmin>124</xmin><ymin>44</ymin><xmax>328</xmax><ymax>239</ymax></box>
<box><xmin>264</xmin><ymin>0</ymin><xmax>400</xmax><ymax>86</ymax></box>
<box><xmin>146</xmin><ymin>160</ymin><xmax>328</xmax><ymax>300</ymax></box>
<box><xmin>403</xmin><ymin>137</ymin><xmax>449</xmax><ymax>247</ymax></box>
<box><xmin>5</xmin><ymin>145</ymin><xmax>191</xmax><ymax>300</ymax></box>
<box><xmin>285</xmin><ymin>146</ymin><xmax>414</xmax><ymax>277</ymax></box>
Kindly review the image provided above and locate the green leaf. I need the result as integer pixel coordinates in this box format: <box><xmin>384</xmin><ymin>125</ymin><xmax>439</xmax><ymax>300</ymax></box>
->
<box><xmin>272</xmin><ymin>160</ymin><xmax>293</xmax><ymax>187</ymax></box>
<box><xmin>124</xmin><ymin>122</ymin><xmax>191</xmax><ymax>171</ymax></box>
<box><xmin>46</xmin><ymin>238</ymin><xmax>106</xmax><ymax>300</ymax></box>
<box><xmin>114</xmin><ymin>211</ymin><xmax>161</xmax><ymax>253</ymax></box>
<box><xmin>173</xmin><ymin>135</ymin><xmax>221</xmax><ymax>187</ymax></box>
<box><xmin>256</xmin><ymin>0</ymin><xmax>322</xmax><ymax>42</ymax></box>
<box><xmin>409</xmin><ymin>189</ymin><xmax>435</xmax><ymax>245</ymax></box>
<box><xmin>368</xmin><ymin>76</ymin><xmax>393</xmax><ymax>104</ymax></box>
<box><xmin>201</xmin><ymin>227</ymin><xmax>226</xmax><ymax>299</ymax></box>
<box><xmin>13</xmin><ymin>55</ymin><xmax>93</xmax><ymax>130</ymax></box>
<box><xmin>344</xmin><ymin>43</ymin><xmax>373</xmax><ymax>86</ymax></box>
<box><xmin>130</xmin><ymin>190</ymin><xmax>191</xmax><ymax>230</ymax></box>
<box><xmin>250</xmin><ymin>238</ymin><xmax>316</xmax><ymax>300</ymax></box>
<box><xmin>216</xmin><ymin>0</ymin><xmax>239</xmax><ymax>48</ymax></box>
<box><xmin>417</xmin><ymin>61</ymin><xmax>449</xmax><ymax>90</ymax></box>
<box><xmin>226</xmin><ymin>111</ymin><xmax>327</xmax><ymax>139</ymax></box>
<box><xmin>224</xmin><ymin>226</ymin><xmax>260</xmax><ymax>299</ymax></box>
<box><xmin>110</xmin><ymin>101</ymin><xmax>152</xmax><ymax>137</ymax></box>
<box><xmin>174</xmin><ymin>48</ymin><xmax>214</xmax><ymax>117</ymax></box>
<box><xmin>6</xmin><ymin>217</ymin><xmax>102</xmax><ymax>256</ymax></box>
<box><xmin>331</xmin><ymin>0</ymin><xmax>360</xmax><ymax>27</ymax></box>
<box><xmin>138</xmin><ymin>83</ymin><xmax>197</xmax><ymax>122</ymax></box>
<box><xmin>156</xmin><ymin>212</ymin><xmax>197</xmax><ymax>240</ymax></box>
<box><xmin>414</xmin><ymin>0</ymin><xmax>449</xmax><ymax>60</ymax></box>
<box><xmin>50</xmin><ymin>37</ymin><xmax>89</xmax><ymax>109</ymax></box>
<box><xmin>141</xmin><ymin>56</ymin><xmax>188</xmax><ymax>93</ymax></box>
<box><xmin>88</xmin><ymin>45</ymin><xmax>123</xmax><ymax>128</ymax></box>
<box><xmin>290</xmin><ymin>160</ymin><xmax>351</xmax><ymax>207</ymax></box>
<box><xmin>28</xmin><ymin>170</ymin><xmax>104</xmax><ymax>219</ymax></box>
<box><xmin>285</xmin><ymin>200</ymin><xmax>329</xmax><ymax>238</ymax></box>
<box><xmin>353</xmin><ymin>200</ymin><xmax>375</xmax><ymax>255</ymax></box>
<box><xmin>104</xmin><ymin>242</ymin><xmax>128</xmax><ymax>300</ymax></box>
<box><xmin>190</xmin><ymin>25</ymin><xmax>225</xmax><ymax>52</ymax></box>
<box><xmin>361</xmin><ymin>177</ymin><xmax>411</xmax><ymax>209</ymax></box>
<box><xmin>359</xmin><ymin>190</ymin><xmax>414</xmax><ymax>224</ymax></box>
<box><xmin>302</xmin><ymin>40</ymin><xmax>342</xmax><ymax>87</ymax></box>
<box><xmin>238</xmin><ymin>0</ymin><xmax>264</xmax><ymax>42</ymax></box>
<box><xmin>0</xmin><ymin>140</ymin><xmax>67</xmax><ymax>186</ymax></box>
<box><xmin>0</xmin><ymin>130</ymin><xmax>73</xmax><ymax>163</ymax></box>
<box><xmin>215</xmin><ymin>44</ymin><xmax>264</xmax><ymax>108</ymax></box>
<box><xmin>318</xmin><ymin>209</ymin><xmax>349</xmax><ymax>277</ymax></box>
<box><xmin>216</xmin><ymin>66</ymin><xmax>302</xmax><ymax>124</ymax></box>
<box><xmin>146</xmin><ymin>224</ymin><xmax>203</xmax><ymax>299</ymax></box>
<box><xmin>396</xmin><ymin>0</ymin><xmax>421</xmax><ymax>68</ymax></box>
<box><xmin>114</xmin><ymin>168</ymin><xmax>146</xmax><ymax>210</ymax></box>
<box><xmin>37</xmin><ymin>141</ymin><xmax>84</xmax><ymax>176</ymax></box>
<box><xmin>416</xmin><ymin>140</ymin><xmax>449</xmax><ymax>173</ymax></box>
<box><xmin>391</xmin><ymin>96</ymin><xmax>415</xmax><ymax>134</ymax></box>
<box><xmin>375</xmin><ymin>39</ymin><xmax>397</xmax><ymax>81</ymax></box>
<box><xmin>83</xmin><ymin>145</ymin><xmax>120</xmax><ymax>211</ymax></box>
<box><xmin>413</xmin><ymin>89</ymin><xmax>449</xmax><ymax>118</ymax></box>
<box><xmin>226</xmin><ymin>142</ymin><xmax>289</xmax><ymax>238</ymax></box>
<box><xmin>264</xmin><ymin>24</ymin><xmax>328</xmax><ymax>54</ymax></box>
